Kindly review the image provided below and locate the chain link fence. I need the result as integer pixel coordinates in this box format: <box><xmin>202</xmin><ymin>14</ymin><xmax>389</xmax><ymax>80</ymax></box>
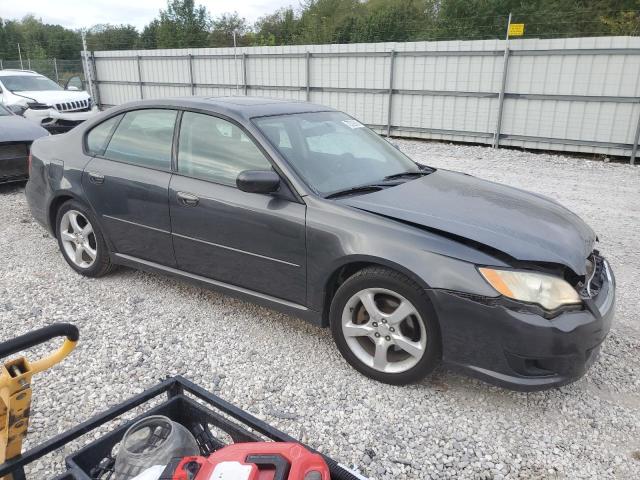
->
<box><xmin>0</xmin><ymin>58</ymin><xmax>85</xmax><ymax>87</ymax></box>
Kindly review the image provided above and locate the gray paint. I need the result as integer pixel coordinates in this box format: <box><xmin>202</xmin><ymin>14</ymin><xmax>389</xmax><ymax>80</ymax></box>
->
<box><xmin>340</xmin><ymin>169</ymin><xmax>596</xmax><ymax>276</ymax></box>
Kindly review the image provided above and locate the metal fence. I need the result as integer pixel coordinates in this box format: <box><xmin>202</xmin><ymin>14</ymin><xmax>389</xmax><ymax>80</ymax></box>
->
<box><xmin>85</xmin><ymin>37</ymin><xmax>640</xmax><ymax>164</ymax></box>
<box><xmin>0</xmin><ymin>58</ymin><xmax>85</xmax><ymax>86</ymax></box>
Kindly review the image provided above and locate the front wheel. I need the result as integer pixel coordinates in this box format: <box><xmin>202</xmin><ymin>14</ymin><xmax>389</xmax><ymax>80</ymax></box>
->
<box><xmin>330</xmin><ymin>267</ymin><xmax>441</xmax><ymax>385</ymax></box>
<box><xmin>55</xmin><ymin>200</ymin><xmax>115</xmax><ymax>277</ymax></box>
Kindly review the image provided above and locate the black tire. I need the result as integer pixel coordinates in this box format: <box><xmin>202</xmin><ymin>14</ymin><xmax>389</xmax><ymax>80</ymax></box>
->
<box><xmin>55</xmin><ymin>199</ymin><xmax>115</xmax><ymax>277</ymax></box>
<box><xmin>329</xmin><ymin>266</ymin><xmax>441</xmax><ymax>385</ymax></box>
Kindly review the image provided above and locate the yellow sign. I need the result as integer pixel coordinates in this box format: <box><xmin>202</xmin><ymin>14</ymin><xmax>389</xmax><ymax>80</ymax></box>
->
<box><xmin>508</xmin><ymin>23</ymin><xmax>525</xmax><ymax>36</ymax></box>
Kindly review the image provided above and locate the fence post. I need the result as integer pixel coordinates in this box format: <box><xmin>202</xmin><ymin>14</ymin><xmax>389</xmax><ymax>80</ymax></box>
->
<box><xmin>306</xmin><ymin>51</ymin><xmax>311</xmax><ymax>102</ymax></box>
<box><xmin>493</xmin><ymin>13</ymin><xmax>513</xmax><ymax>149</ymax></box>
<box><xmin>90</xmin><ymin>52</ymin><xmax>102</xmax><ymax>109</ymax></box>
<box><xmin>0</xmin><ymin>59</ymin><xmax>3</xmax><ymax>70</ymax></box>
<box><xmin>493</xmin><ymin>46</ymin><xmax>511</xmax><ymax>148</ymax></box>
<box><xmin>27</xmin><ymin>58</ymin><xmax>31</xmax><ymax>70</ymax></box>
<box><xmin>188</xmin><ymin>54</ymin><xmax>195</xmax><ymax>95</ymax></box>
<box><xmin>386</xmin><ymin>50</ymin><xmax>396</xmax><ymax>137</ymax></box>
<box><xmin>53</xmin><ymin>58</ymin><xmax>59</xmax><ymax>84</ymax></box>
<box><xmin>631</xmin><ymin>105</ymin><xmax>640</xmax><ymax>165</ymax></box>
<box><xmin>137</xmin><ymin>55</ymin><xmax>144</xmax><ymax>99</ymax></box>
<box><xmin>242</xmin><ymin>53</ymin><xmax>248</xmax><ymax>96</ymax></box>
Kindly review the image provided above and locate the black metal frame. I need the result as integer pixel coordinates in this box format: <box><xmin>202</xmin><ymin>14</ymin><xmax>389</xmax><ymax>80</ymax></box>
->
<box><xmin>0</xmin><ymin>376</ymin><xmax>362</xmax><ymax>480</ymax></box>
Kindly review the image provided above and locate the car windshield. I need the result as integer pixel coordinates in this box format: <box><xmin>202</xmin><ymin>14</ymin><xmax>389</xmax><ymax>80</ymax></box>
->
<box><xmin>1</xmin><ymin>75</ymin><xmax>63</xmax><ymax>92</ymax></box>
<box><xmin>254</xmin><ymin>111</ymin><xmax>421</xmax><ymax>196</ymax></box>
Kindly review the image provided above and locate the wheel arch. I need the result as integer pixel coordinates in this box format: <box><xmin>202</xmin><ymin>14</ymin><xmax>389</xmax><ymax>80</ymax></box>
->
<box><xmin>47</xmin><ymin>193</ymin><xmax>114</xmax><ymax>251</ymax></box>
<box><xmin>48</xmin><ymin>193</ymin><xmax>78</xmax><ymax>235</ymax></box>
<box><xmin>319</xmin><ymin>255</ymin><xmax>433</xmax><ymax>327</ymax></box>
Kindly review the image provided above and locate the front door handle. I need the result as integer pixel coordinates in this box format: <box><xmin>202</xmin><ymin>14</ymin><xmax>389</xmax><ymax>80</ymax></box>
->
<box><xmin>177</xmin><ymin>191</ymin><xmax>199</xmax><ymax>207</ymax></box>
<box><xmin>88</xmin><ymin>171</ymin><xmax>104</xmax><ymax>184</ymax></box>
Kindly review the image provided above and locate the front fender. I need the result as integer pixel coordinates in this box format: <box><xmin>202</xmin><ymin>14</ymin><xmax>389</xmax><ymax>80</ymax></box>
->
<box><xmin>305</xmin><ymin>197</ymin><xmax>506</xmax><ymax>314</ymax></box>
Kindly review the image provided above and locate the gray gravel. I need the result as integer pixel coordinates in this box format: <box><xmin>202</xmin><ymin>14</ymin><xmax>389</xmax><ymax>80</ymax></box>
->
<box><xmin>1</xmin><ymin>140</ymin><xmax>639</xmax><ymax>479</ymax></box>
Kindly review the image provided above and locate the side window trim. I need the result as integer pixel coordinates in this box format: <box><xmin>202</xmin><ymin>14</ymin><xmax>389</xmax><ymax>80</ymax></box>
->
<box><xmin>98</xmin><ymin>114</ymin><xmax>124</xmax><ymax>156</ymax></box>
<box><xmin>171</xmin><ymin>110</ymin><xmax>184</xmax><ymax>173</ymax></box>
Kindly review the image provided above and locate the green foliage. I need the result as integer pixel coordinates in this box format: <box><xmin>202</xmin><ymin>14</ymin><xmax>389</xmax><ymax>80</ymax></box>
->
<box><xmin>0</xmin><ymin>15</ymin><xmax>82</xmax><ymax>61</ymax></box>
<box><xmin>1</xmin><ymin>0</ymin><xmax>639</xmax><ymax>61</ymax></box>
<box><xmin>140</xmin><ymin>20</ymin><xmax>160</xmax><ymax>49</ymax></box>
<box><xmin>209</xmin><ymin>12</ymin><xmax>249</xmax><ymax>47</ymax></box>
<box><xmin>254</xmin><ymin>8</ymin><xmax>299</xmax><ymax>46</ymax></box>
<box><xmin>86</xmin><ymin>24</ymin><xmax>139</xmax><ymax>51</ymax></box>
<box><xmin>156</xmin><ymin>0</ymin><xmax>210</xmax><ymax>48</ymax></box>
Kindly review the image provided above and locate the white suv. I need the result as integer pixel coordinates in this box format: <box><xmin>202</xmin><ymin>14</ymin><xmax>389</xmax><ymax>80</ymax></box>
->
<box><xmin>0</xmin><ymin>70</ymin><xmax>99</xmax><ymax>133</ymax></box>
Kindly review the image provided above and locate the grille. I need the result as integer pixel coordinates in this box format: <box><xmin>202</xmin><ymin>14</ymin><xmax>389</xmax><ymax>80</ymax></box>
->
<box><xmin>0</xmin><ymin>143</ymin><xmax>28</xmax><ymax>161</ymax></box>
<box><xmin>54</xmin><ymin>99</ymin><xmax>90</xmax><ymax>112</ymax></box>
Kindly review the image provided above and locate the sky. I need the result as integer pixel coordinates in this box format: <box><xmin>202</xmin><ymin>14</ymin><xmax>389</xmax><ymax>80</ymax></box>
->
<box><xmin>0</xmin><ymin>0</ymin><xmax>295</xmax><ymax>30</ymax></box>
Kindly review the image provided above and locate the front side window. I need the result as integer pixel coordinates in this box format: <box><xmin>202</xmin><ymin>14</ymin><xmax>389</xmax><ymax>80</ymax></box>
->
<box><xmin>0</xmin><ymin>75</ymin><xmax>63</xmax><ymax>92</ymax></box>
<box><xmin>254</xmin><ymin>112</ymin><xmax>419</xmax><ymax>196</ymax></box>
<box><xmin>103</xmin><ymin>109</ymin><xmax>177</xmax><ymax>170</ymax></box>
<box><xmin>178</xmin><ymin>112</ymin><xmax>272</xmax><ymax>186</ymax></box>
<box><xmin>86</xmin><ymin>115</ymin><xmax>123</xmax><ymax>156</ymax></box>
<box><xmin>0</xmin><ymin>105</ymin><xmax>11</xmax><ymax>116</ymax></box>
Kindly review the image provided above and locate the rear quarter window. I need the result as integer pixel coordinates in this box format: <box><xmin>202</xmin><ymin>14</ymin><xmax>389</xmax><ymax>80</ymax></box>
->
<box><xmin>86</xmin><ymin>115</ymin><xmax>123</xmax><ymax>156</ymax></box>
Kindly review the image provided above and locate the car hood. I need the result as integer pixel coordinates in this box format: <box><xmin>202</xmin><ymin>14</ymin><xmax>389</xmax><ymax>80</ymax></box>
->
<box><xmin>339</xmin><ymin>169</ymin><xmax>596</xmax><ymax>275</ymax></box>
<box><xmin>11</xmin><ymin>90</ymin><xmax>90</xmax><ymax>105</ymax></box>
<box><xmin>0</xmin><ymin>115</ymin><xmax>49</xmax><ymax>142</ymax></box>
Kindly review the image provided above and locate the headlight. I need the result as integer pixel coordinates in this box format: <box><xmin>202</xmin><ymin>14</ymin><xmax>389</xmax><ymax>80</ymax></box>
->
<box><xmin>478</xmin><ymin>267</ymin><xmax>581</xmax><ymax>310</ymax></box>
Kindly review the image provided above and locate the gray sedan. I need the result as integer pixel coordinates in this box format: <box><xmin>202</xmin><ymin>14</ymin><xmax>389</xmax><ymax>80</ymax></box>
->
<box><xmin>25</xmin><ymin>97</ymin><xmax>615</xmax><ymax>390</ymax></box>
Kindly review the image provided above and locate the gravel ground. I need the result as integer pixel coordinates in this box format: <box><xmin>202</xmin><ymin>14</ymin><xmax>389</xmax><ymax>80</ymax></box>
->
<box><xmin>1</xmin><ymin>140</ymin><xmax>639</xmax><ymax>480</ymax></box>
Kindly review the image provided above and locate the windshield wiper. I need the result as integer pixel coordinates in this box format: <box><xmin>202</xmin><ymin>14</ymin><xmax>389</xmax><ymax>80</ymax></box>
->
<box><xmin>383</xmin><ymin>169</ymin><xmax>432</xmax><ymax>181</ymax></box>
<box><xmin>325</xmin><ymin>185</ymin><xmax>385</xmax><ymax>199</ymax></box>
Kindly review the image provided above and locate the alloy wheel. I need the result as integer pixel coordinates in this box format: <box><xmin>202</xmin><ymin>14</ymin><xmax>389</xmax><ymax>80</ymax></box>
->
<box><xmin>59</xmin><ymin>210</ymin><xmax>98</xmax><ymax>269</ymax></box>
<box><xmin>341</xmin><ymin>288</ymin><xmax>427</xmax><ymax>373</ymax></box>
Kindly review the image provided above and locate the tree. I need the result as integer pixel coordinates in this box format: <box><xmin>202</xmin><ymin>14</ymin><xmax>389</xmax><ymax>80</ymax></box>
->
<box><xmin>139</xmin><ymin>20</ymin><xmax>159</xmax><ymax>49</ymax></box>
<box><xmin>86</xmin><ymin>24</ymin><xmax>139</xmax><ymax>51</ymax></box>
<box><xmin>254</xmin><ymin>8</ymin><xmax>300</xmax><ymax>46</ymax></box>
<box><xmin>209</xmin><ymin>12</ymin><xmax>249</xmax><ymax>47</ymax></box>
<box><xmin>156</xmin><ymin>0</ymin><xmax>210</xmax><ymax>48</ymax></box>
<box><xmin>0</xmin><ymin>16</ymin><xmax>82</xmax><ymax>61</ymax></box>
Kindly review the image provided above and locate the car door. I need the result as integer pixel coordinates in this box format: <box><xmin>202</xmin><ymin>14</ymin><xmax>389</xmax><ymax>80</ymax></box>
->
<box><xmin>169</xmin><ymin>111</ymin><xmax>307</xmax><ymax>304</ymax></box>
<box><xmin>82</xmin><ymin>108</ymin><xmax>177</xmax><ymax>266</ymax></box>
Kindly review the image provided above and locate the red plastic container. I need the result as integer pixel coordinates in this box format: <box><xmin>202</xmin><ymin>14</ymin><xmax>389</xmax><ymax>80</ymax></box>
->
<box><xmin>167</xmin><ymin>442</ymin><xmax>330</xmax><ymax>480</ymax></box>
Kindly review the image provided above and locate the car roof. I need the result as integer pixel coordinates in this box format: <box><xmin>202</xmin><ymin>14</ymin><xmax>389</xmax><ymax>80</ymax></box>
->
<box><xmin>0</xmin><ymin>70</ymin><xmax>41</xmax><ymax>77</ymax></box>
<box><xmin>113</xmin><ymin>96</ymin><xmax>337</xmax><ymax>120</ymax></box>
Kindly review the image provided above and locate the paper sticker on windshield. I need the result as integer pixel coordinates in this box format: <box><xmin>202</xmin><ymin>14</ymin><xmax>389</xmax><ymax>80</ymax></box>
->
<box><xmin>342</xmin><ymin>119</ymin><xmax>365</xmax><ymax>129</ymax></box>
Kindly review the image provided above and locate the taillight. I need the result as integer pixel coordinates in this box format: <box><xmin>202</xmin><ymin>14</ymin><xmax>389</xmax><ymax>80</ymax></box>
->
<box><xmin>28</xmin><ymin>152</ymin><xmax>32</xmax><ymax>175</ymax></box>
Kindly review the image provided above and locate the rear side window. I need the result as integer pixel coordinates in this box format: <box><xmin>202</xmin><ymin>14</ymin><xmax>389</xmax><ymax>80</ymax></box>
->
<box><xmin>86</xmin><ymin>115</ymin><xmax>122</xmax><ymax>156</ymax></box>
<box><xmin>177</xmin><ymin>112</ymin><xmax>271</xmax><ymax>186</ymax></box>
<box><xmin>103</xmin><ymin>109</ymin><xmax>177</xmax><ymax>170</ymax></box>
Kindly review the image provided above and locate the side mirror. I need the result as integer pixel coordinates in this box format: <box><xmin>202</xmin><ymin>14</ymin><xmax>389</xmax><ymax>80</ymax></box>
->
<box><xmin>236</xmin><ymin>170</ymin><xmax>281</xmax><ymax>194</ymax></box>
<box><xmin>65</xmin><ymin>76</ymin><xmax>83</xmax><ymax>91</ymax></box>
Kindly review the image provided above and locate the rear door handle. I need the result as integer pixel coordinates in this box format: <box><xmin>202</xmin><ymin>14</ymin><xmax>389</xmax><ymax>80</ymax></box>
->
<box><xmin>177</xmin><ymin>191</ymin><xmax>199</xmax><ymax>207</ymax></box>
<box><xmin>88</xmin><ymin>171</ymin><xmax>104</xmax><ymax>184</ymax></box>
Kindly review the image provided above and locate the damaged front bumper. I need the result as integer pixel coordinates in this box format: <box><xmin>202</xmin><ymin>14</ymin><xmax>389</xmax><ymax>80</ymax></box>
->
<box><xmin>432</xmin><ymin>257</ymin><xmax>615</xmax><ymax>391</ymax></box>
<box><xmin>23</xmin><ymin>106</ymin><xmax>99</xmax><ymax>133</ymax></box>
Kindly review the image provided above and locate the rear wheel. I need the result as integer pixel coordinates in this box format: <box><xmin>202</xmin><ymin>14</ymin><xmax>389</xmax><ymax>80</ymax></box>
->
<box><xmin>330</xmin><ymin>267</ymin><xmax>441</xmax><ymax>384</ymax></box>
<box><xmin>55</xmin><ymin>200</ymin><xmax>114</xmax><ymax>277</ymax></box>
